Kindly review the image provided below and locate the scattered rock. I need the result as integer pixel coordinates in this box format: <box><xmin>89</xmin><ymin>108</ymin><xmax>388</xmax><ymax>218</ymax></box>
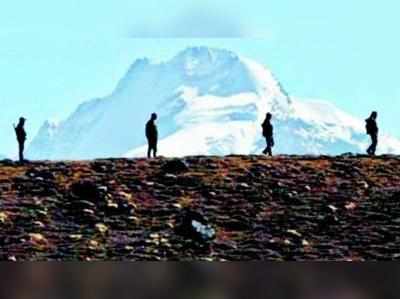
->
<box><xmin>28</xmin><ymin>233</ymin><xmax>49</xmax><ymax>249</ymax></box>
<box><xmin>95</xmin><ymin>223</ymin><xmax>109</xmax><ymax>235</ymax></box>
<box><xmin>70</xmin><ymin>181</ymin><xmax>104</xmax><ymax>202</ymax></box>
<box><xmin>0</xmin><ymin>212</ymin><xmax>9</xmax><ymax>224</ymax></box>
<box><xmin>328</xmin><ymin>205</ymin><xmax>338</xmax><ymax>213</ymax></box>
<box><xmin>176</xmin><ymin>210</ymin><xmax>216</xmax><ymax>245</ymax></box>
<box><xmin>69</xmin><ymin>234</ymin><xmax>83</xmax><ymax>241</ymax></box>
<box><xmin>345</xmin><ymin>202</ymin><xmax>357</xmax><ymax>210</ymax></box>
<box><xmin>161</xmin><ymin>159</ymin><xmax>189</xmax><ymax>174</ymax></box>
<box><xmin>287</xmin><ymin>229</ymin><xmax>302</xmax><ymax>238</ymax></box>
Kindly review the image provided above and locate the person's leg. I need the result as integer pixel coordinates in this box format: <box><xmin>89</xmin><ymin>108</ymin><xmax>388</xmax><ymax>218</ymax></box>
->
<box><xmin>262</xmin><ymin>138</ymin><xmax>268</xmax><ymax>154</ymax></box>
<box><xmin>148</xmin><ymin>140</ymin><xmax>157</xmax><ymax>158</ymax></box>
<box><xmin>147</xmin><ymin>142</ymin><xmax>151</xmax><ymax>159</ymax></box>
<box><xmin>371</xmin><ymin>134</ymin><xmax>378</xmax><ymax>155</ymax></box>
<box><xmin>153</xmin><ymin>143</ymin><xmax>157</xmax><ymax>158</ymax></box>
<box><xmin>367</xmin><ymin>135</ymin><xmax>373</xmax><ymax>155</ymax></box>
<box><xmin>18</xmin><ymin>142</ymin><xmax>24</xmax><ymax>162</ymax></box>
<box><xmin>267</xmin><ymin>139</ymin><xmax>273</xmax><ymax>156</ymax></box>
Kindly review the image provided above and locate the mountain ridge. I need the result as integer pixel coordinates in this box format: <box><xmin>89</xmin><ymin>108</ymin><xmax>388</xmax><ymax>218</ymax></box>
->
<box><xmin>27</xmin><ymin>47</ymin><xmax>400</xmax><ymax>160</ymax></box>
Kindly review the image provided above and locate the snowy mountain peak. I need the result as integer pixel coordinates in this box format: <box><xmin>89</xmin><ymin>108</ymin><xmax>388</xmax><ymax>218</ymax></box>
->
<box><xmin>171</xmin><ymin>47</ymin><xmax>241</xmax><ymax>80</ymax></box>
<box><xmin>27</xmin><ymin>47</ymin><xmax>400</xmax><ymax>160</ymax></box>
<box><xmin>174</xmin><ymin>47</ymin><xmax>238</xmax><ymax>64</ymax></box>
<box><xmin>128</xmin><ymin>57</ymin><xmax>151</xmax><ymax>72</ymax></box>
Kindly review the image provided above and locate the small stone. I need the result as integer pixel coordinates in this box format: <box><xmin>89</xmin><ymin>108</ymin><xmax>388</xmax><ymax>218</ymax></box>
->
<box><xmin>95</xmin><ymin>223</ymin><xmax>109</xmax><ymax>235</ymax></box>
<box><xmin>70</xmin><ymin>181</ymin><xmax>102</xmax><ymax>202</ymax></box>
<box><xmin>37</xmin><ymin>209</ymin><xmax>48</xmax><ymax>217</ymax></box>
<box><xmin>107</xmin><ymin>201</ymin><xmax>119</xmax><ymax>209</ymax></box>
<box><xmin>69</xmin><ymin>234</ymin><xmax>83</xmax><ymax>241</ymax></box>
<box><xmin>83</xmin><ymin>209</ymin><xmax>95</xmax><ymax>216</ymax></box>
<box><xmin>328</xmin><ymin>205</ymin><xmax>338</xmax><ymax>213</ymax></box>
<box><xmin>160</xmin><ymin>238</ymin><xmax>169</xmax><ymax>244</ymax></box>
<box><xmin>150</xmin><ymin>233</ymin><xmax>160</xmax><ymax>239</ymax></box>
<box><xmin>29</xmin><ymin>233</ymin><xmax>46</xmax><ymax>242</ymax></box>
<box><xmin>88</xmin><ymin>240</ymin><xmax>100</xmax><ymax>251</ymax></box>
<box><xmin>345</xmin><ymin>202</ymin><xmax>357</xmax><ymax>210</ymax></box>
<box><xmin>98</xmin><ymin>186</ymin><xmax>108</xmax><ymax>192</ymax></box>
<box><xmin>29</xmin><ymin>233</ymin><xmax>48</xmax><ymax>248</ymax></box>
<box><xmin>283</xmin><ymin>239</ymin><xmax>292</xmax><ymax>246</ymax></box>
<box><xmin>360</xmin><ymin>181</ymin><xmax>369</xmax><ymax>189</ymax></box>
<box><xmin>162</xmin><ymin>159</ymin><xmax>189</xmax><ymax>174</ymax></box>
<box><xmin>287</xmin><ymin>229</ymin><xmax>302</xmax><ymax>238</ymax></box>
<box><xmin>238</xmin><ymin>183</ymin><xmax>250</xmax><ymax>189</ymax></box>
<box><xmin>0</xmin><ymin>212</ymin><xmax>9</xmax><ymax>224</ymax></box>
<box><xmin>8</xmin><ymin>256</ymin><xmax>17</xmax><ymax>262</ymax></box>
<box><xmin>118</xmin><ymin>191</ymin><xmax>132</xmax><ymax>200</ymax></box>
<box><xmin>128</xmin><ymin>216</ymin><xmax>140</xmax><ymax>224</ymax></box>
<box><xmin>176</xmin><ymin>210</ymin><xmax>216</xmax><ymax>244</ymax></box>
<box><xmin>34</xmin><ymin>221</ymin><xmax>45</xmax><ymax>229</ymax></box>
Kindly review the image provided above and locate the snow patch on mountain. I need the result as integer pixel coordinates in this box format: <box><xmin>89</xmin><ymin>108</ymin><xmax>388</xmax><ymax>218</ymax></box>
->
<box><xmin>292</xmin><ymin>99</ymin><xmax>363</xmax><ymax>130</ymax></box>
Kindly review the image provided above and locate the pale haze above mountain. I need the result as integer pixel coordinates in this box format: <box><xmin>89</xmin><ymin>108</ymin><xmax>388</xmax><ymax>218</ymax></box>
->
<box><xmin>27</xmin><ymin>47</ymin><xmax>400</xmax><ymax>160</ymax></box>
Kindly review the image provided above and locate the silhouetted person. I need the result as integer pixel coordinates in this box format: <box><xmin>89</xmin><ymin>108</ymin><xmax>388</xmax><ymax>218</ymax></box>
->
<box><xmin>262</xmin><ymin>113</ymin><xmax>274</xmax><ymax>156</ymax></box>
<box><xmin>366</xmin><ymin>111</ymin><xmax>378</xmax><ymax>156</ymax></box>
<box><xmin>146</xmin><ymin>113</ymin><xmax>158</xmax><ymax>158</ymax></box>
<box><xmin>14</xmin><ymin>117</ymin><xmax>27</xmax><ymax>163</ymax></box>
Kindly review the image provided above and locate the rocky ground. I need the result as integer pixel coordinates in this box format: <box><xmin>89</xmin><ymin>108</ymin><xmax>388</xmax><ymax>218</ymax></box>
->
<box><xmin>0</xmin><ymin>155</ymin><xmax>400</xmax><ymax>261</ymax></box>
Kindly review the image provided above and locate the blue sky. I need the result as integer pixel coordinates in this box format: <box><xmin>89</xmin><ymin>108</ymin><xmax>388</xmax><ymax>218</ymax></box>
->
<box><xmin>0</xmin><ymin>0</ymin><xmax>399</xmax><ymax>156</ymax></box>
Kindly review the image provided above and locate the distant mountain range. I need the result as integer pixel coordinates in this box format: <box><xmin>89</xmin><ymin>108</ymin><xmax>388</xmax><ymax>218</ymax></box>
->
<box><xmin>27</xmin><ymin>47</ymin><xmax>400</xmax><ymax>160</ymax></box>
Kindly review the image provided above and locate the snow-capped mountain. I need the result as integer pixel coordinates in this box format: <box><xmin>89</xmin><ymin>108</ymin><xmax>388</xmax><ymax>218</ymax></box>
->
<box><xmin>27</xmin><ymin>47</ymin><xmax>400</xmax><ymax>160</ymax></box>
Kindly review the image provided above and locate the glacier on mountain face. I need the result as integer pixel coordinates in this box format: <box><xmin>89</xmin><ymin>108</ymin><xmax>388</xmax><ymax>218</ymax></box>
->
<box><xmin>27</xmin><ymin>47</ymin><xmax>400</xmax><ymax>160</ymax></box>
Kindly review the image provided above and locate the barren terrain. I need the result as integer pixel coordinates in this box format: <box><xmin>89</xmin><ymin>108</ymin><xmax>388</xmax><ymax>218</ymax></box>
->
<box><xmin>0</xmin><ymin>155</ymin><xmax>399</xmax><ymax>261</ymax></box>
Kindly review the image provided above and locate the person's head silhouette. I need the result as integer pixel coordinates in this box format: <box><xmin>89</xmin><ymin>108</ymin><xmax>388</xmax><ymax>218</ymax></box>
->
<box><xmin>266</xmin><ymin>113</ymin><xmax>272</xmax><ymax>121</ymax></box>
<box><xmin>151</xmin><ymin>113</ymin><xmax>158</xmax><ymax>121</ymax></box>
<box><xmin>18</xmin><ymin>117</ymin><xmax>26</xmax><ymax>126</ymax></box>
<box><xmin>371</xmin><ymin>111</ymin><xmax>378</xmax><ymax>120</ymax></box>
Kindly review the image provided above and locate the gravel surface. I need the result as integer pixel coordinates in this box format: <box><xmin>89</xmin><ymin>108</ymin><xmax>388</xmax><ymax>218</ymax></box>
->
<box><xmin>0</xmin><ymin>155</ymin><xmax>399</xmax><ymax>261</ymax></box>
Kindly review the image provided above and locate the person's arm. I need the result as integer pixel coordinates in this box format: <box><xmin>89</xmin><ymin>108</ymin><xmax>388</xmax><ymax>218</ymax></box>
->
<box><xmin>261</xmin><ymin>120</ymin><xmax>266</xmax><ymax>130</ymax></box>
<box><xmin>373</xmin><ymin>121</ymin><xmax>378</xmax><ymax>133</ymax></box>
